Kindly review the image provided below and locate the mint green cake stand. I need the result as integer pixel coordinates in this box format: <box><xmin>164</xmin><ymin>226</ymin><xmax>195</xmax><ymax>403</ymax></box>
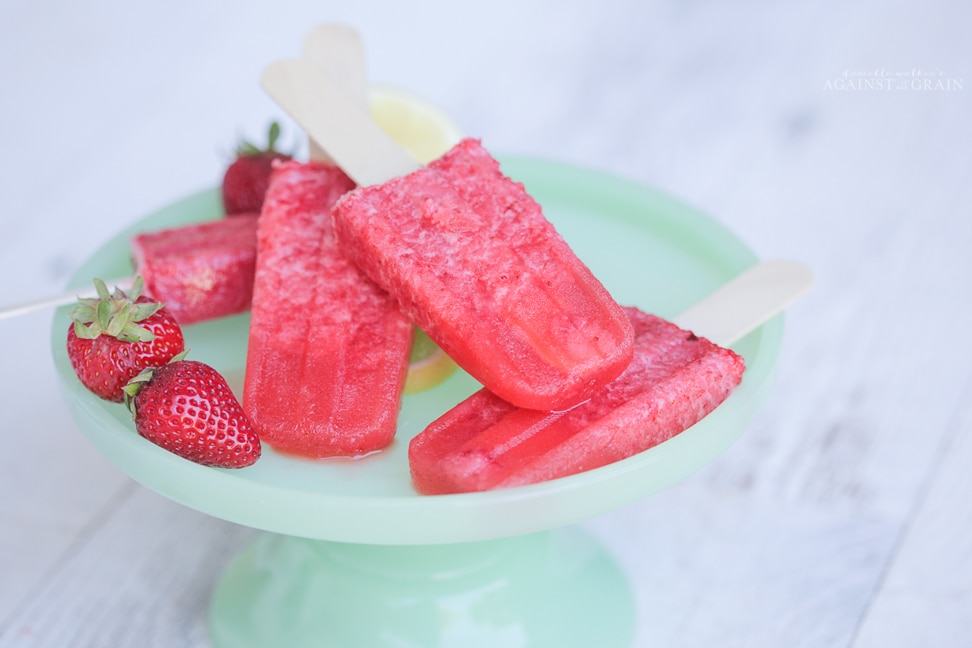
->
<box><xmin>51</xmin><ymin>157</ymin><xmax>783</xmax><ymax>647</ymax></box>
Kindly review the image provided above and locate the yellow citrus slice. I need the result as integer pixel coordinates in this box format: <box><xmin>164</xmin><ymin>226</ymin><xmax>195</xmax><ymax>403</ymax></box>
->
<box><xmin>369</xmin><ymin>86</ymin><xmax>465</xmax><ymax>165</ymax></box>
<box><xmin>404</xmin><ymin>327</ymin><xmax>458</xmax><ymax>394</ymax></box>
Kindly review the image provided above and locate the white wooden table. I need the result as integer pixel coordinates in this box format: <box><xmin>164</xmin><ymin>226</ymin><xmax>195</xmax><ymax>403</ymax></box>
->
<box><xmin>1</xmin><ymin>1</ymin><xmax>969</xmax><ymax>646</ymax></box>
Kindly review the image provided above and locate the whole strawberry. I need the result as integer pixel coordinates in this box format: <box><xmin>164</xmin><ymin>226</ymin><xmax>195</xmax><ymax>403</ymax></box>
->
<box><xmin>124</xmin><ymin>357</ymin><xmax>261</xmax><ymax>468</ymax></box>
<box><xmin>66</xmin><ymin>277</ymin><xmax>185</xmax><ymax>402</ymax></box>
<box><xmin>221</xmin><ymin>121</ymin><xmax>291</xmax><ymax>215</ymax></box>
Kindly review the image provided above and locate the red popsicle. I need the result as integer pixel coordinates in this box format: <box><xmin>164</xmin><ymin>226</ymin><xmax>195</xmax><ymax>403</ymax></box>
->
<box><xmin>409</xmin><ymin>307</ymin><xmax>746</xmax><ymax>494</ymax></box>
<box><xmin>242</xmin><ymin>161</ymin><xmax>413</xmax><ymax>458</ymax></box>
<box><xmin>332</xmin><ymin>138</ymin><xmax>634</xmax><ymax>411</ymax></box>
<box><xmin>130</xmin><ymin>214</ymin><xmax>259</xmax><ymax>325</ymax></box>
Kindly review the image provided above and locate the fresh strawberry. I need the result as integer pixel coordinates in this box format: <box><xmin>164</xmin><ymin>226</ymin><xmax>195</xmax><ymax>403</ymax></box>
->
<box><xmin>221</xmin><ymin>121</ymin><xmax>292</xmax><ymax>215</ymax></box>
<box><xmin>123</xmin><ymin>356</ymin><xmax>261</xmax><ymax>469</ymax></box>
<box><xmin>66</xmin><ymin>277</ymin><xmax>185</xmax><ymax>402</ymax></box>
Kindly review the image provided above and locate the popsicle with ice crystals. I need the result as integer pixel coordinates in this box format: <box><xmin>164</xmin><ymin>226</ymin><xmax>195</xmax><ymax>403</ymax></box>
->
<box><xmin>409</xmin><ymin>307</ymin><xmax>744</xmax><ymax>494</ymax></box>
<box><xmin>409</xmin><ymin>260</ymin><xmax>814</xmax><ymax>494</ymax></box>
<box><xmin>130</xmin><ymin>214</ymin><xmax>259</xmax><ymax>325</ymax></box>
<box><xmin>242</xmin><ymin>161</ymin><xmax>413</xmax><ymax>458</ymax></box>
<box><xmin>262</xmin><ymin>60</ymin><xmax>634</xmax><ymax>411</ymax></box>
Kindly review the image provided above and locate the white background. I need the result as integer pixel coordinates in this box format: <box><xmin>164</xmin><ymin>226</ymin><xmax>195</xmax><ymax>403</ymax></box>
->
<box><xmin>1</xmin><ymin>1</ymin><xmax>970</xmax><ymax>646</ymax></box>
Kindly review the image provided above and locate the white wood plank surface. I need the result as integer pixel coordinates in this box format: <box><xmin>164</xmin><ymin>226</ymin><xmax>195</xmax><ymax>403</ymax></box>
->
<box><xmin>0</xmin><ymin>0</ymin><xmax>969</xmax><ymax>646</ymax></box>
<box><xmin>853</xmin><ymin>392</ymin><xmax>972</xmax><ymax>647</ymax></box>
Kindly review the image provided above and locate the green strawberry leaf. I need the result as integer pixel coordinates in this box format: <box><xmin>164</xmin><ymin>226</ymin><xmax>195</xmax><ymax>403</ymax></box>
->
<box><xmin>73</xmin><ymin>320</ymin><xmax>100</xmax><ymax>340</ymax></box>
<box><xmin>96</xmin><ymin>299</ymin><xmax>111</xmax><ymax>331</ymax></box>
<box><xmin>267</xmin><ymin>121</ymin><xmax>281</xmax><ymax>150</ymax></box>
<box><xmin>106</xmin><ymin>306</ymin><xmax>130</xmax><ymax>337</ymax></box>
<box><xmin>129</xmin><ymin>276</ymin><xmax>145</xmax><ymax>301</ymax></box>
<box><xmin>94</xmin><ymin>277</ymin><xmax>112</xmax><ymax>301</ymax></box>
<box><xmin>118</xmin><ymin>322</ymin><xmax>155</xmax><ymax>343</ymax></box>
<box><xmin>131</xmin><ymin>301</ymin><xmax>163</xmax><ymax>322</ymax></box>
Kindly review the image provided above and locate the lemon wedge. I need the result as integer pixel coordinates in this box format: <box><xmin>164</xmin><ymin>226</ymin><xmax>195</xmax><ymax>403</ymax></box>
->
<box><xmin>404</xmin><ymin>328</ymin><xmax>459</xmax><ymax>395</ymax></box>
<box><xmin>369</xmin><ymin>86</ymin><xmax>464</xmax><ymax>165</ymax></box>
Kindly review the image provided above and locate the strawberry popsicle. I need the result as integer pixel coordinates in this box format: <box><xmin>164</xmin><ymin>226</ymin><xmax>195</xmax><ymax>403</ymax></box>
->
<box><xmin>243</xmin><ymin>160</ymin><xmax>413</xmax><ymax>458</ymax></box>
<box><xmin>408</xmin><ymin>307</ymin><xmax>745</xmax><ymax>494</ymax></box>
<box><xmin>332</xmin><ymin>138</ymin><xmax>634</xmax><ymax>411</ymax></box>
<box><xmin>130</xmin><ymin>214</ymin><xmax>259</xmax><ymax>325</ymax></box>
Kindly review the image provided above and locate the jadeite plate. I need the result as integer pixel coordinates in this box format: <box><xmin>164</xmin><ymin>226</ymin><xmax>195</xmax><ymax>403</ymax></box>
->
<box><xmin>51</xmin><ymin>156</ymin><xmax>782</xmax><ymax>545</ymax></box>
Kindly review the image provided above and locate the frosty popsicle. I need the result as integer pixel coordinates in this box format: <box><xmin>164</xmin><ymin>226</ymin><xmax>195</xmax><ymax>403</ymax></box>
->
<box><xmin>408</xmin><ymin>260</ymin><xmax>813</xmax><ymax>494</ymax></box>
<box><xmin>262</xmin><ymin>60</ymin><xmax>634</xmax><ymax>411</ymax></box>
<box><xmin>410</xmin><ymin>307</ymin><xmax>744</xmax><ymax>494</ymax></box>
<box><xmin>130</xmin><ymin>214</ymin><xmax>259</xmax><ymax>325</ymax></box>
<box><xmin>242</xmin><ymin>161</ymin><xmax>413</xmax><ymax>458</ymax></box>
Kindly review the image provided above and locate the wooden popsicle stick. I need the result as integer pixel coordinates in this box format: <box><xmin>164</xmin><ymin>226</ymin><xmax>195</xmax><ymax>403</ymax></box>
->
<box><xmin>300</xmin><ymin>23</ymin><xmax>369</xmax><ymax>162</ymax></box>
<box><xmin>261</xmin><ymin>58</ymin><xmax>420</xmax><ymax>187</ymax></box>
<box><xmin>0</xmin><ymin>276</ymin><xmax>134</xmax><ymax>321</ymax></box>
<box><xmin>301</xmin><ymin>24</ymin><xmax>368</xmax><ymax>109</ymax></box>
<box><xmin>673</xmin><ymin>259</ymin><xmax>814</xmax><ymax>347</ymax></box>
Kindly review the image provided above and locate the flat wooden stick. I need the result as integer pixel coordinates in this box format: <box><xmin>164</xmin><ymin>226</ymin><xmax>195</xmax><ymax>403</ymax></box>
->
<box><xmin>0</xmin><ymin>277</ymin><xmax>133</xmax><ymax>321</ymax></box>
<box><xmin>674</xmin><ymin>259</ymin><xmax>814</xmax><ymax>347</ymax></box>
<box><xmin>300</xmin><ymin>24</ymin><xmax>369</xmax><ymax>162</ymax></box>
<box><xmin>261</xmin><ymin>58</ymin><xmax>420</xmax><ymax>187</ymax></box>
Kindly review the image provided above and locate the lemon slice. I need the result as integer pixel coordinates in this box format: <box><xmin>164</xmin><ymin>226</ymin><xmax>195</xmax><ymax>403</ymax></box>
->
<box><xmin>369</xmin><ymin>86</ymin><xmax>465</xmax><ymax>165</ymax></box>
<box><xmin>404</xmin><ymin>328</ymin><xmax>459</xmax><ymax>395</ymax></box>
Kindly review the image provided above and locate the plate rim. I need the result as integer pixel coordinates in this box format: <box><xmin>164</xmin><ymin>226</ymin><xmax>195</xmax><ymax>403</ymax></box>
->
<box><xmin>50</xmin><ymin>154</ymin><xmax>782</xmax><ymax>545</ymax></box>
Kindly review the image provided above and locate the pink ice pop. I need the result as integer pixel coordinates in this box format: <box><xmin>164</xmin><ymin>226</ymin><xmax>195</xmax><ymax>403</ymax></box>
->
<box><xmin>242</xmin><ymin>161</ymin><xmax>413</xmax><ymax>458</ymax></box>
<box><xmin>130</xmin><ymin>214</ymin><xmax>259</xmax><ymax>325</ymax></box>
<box><xmin>261</xmin><ymin>62</ymin><xmax>634</xmax><ymax>411</ymax></box>
<box><xmin>408</xmin><ymin>307</ymin><xmax>746</xmax><ymax>494</ymax></box>
<box><xmin>332</xmin><ymin>138</ymin><xmax>634</xmax><ymax>411</ymax></box>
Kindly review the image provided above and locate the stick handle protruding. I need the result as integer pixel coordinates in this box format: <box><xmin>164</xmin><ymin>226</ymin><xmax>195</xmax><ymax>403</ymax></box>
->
<box><xmin>0</xmin><ymin>276</ymin><xmax>134</xmax><ymax>321</ymax></box>
<box><xmin>300</xmin><ymin>24</ymin><xmax>369</xmax><ymax>163</ymax></box>
<box><xmin>261</xmin><ymin>58</ymin><xmax>420</xmax><ymax>186</ymax></box>
<box><xmin>674</xmin><ymin>260</ymin><xmax>814</xmax><ymax>347</ymax></box>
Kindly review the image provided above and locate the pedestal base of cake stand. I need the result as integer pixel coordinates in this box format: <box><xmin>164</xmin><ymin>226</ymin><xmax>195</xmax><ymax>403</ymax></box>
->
<box><xmin>209</xmin><ymin>527</ymin><xmax>634</xmax><ymax>647</ymax></box>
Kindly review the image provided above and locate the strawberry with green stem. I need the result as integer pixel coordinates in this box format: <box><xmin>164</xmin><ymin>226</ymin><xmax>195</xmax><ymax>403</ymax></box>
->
<box><xmin>66</xmin><ymin>277</ymin><xmax>185</xmax><ymax>402</ymax></box>
<box><xmin>222</xmin><ymin>121</ymin><xmax>292</xmax><ymax>215</ymax></box>
<box><xmin>123</xmin><ymin>354</ymin><xmax>261</xmax><ymax>469</ymax></box>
